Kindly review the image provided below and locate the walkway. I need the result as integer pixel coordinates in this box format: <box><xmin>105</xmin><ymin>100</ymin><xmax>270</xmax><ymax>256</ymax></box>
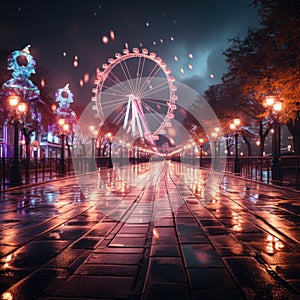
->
<box><xmin>0</xmin><ymin>162</ymin><xmax>300</xmax><ymax>299</ymax></box>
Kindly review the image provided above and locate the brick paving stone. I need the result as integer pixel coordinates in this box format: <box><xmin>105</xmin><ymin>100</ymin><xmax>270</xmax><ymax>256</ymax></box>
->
<box><xmin>100</xmin><ymin>247</ymin><xmax>145</xmax><ymax>254</ymax></box>
<box><xmin>50</xmin><ymin>275</ymin><xmax>136</xmax><ymax>298</ymax></box>
<box><xmin>150</xmin><ymin>244</ymin><xmax>180</xmax><ymax>257</ymax></box>
<box><xmin>143</xmin><ymin>283</ymin><xmax>190</xmax><ymax>300</ymax></box>
<box><xmin>146</xmin><ymin>257</ymin><xmax>187</xmax><ymax>283</ymax></box>
<box><xmin>153</xmin><ymin>218</ymin><xmax>174</xmax><ymax>227</ymax></box>
<box><xmin>45</xmin><ymin>248</ymin><xmax>85</xmax><ymax>268</ymax></box>
<box><xmin>75</xmin><ymin>263</ymin><xmax>139</xmax><ymax>276</ymax></box>
<box><xmin>110</xmin><ymin>236</ymin><xmax>147</xmax><ymax>247</ymax></box>
<box><xmin>178</xmin><ymin>234</ymin><xmax>210</xmax><ymax>244</ymax></box>
<box><xmin>71</xmin><ymin>237</ymin><xmax>100</xmax><ymax>249</ymax></box>
<box><xmin>181</xmin><ymin>244</ymin><xmax>225</xmax><ymax>268</ymax></box>
<box><xmin>119</xmin><ymin>224</ymin><xmax>150</xmax><ymax>234</ymax></box>
<box><xmin>191</xmin><ymin>288</ymin><xmax>246</xmax><ymax>300</ymax></box>
<box><xmin>188</xmin><ymin>268</ymin><xmax>237</xmax><ymax>289</ymax></box>
<box><xmin>86</xmin><ymin>253</ymin><xmax>143</xmax><ymax>265</ymax></box>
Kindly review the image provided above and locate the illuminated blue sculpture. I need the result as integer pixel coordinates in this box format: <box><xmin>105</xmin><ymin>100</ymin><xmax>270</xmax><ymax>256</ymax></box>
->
<box><xmin>55</xmin><ymin>84</ymin><xmax>77</xmax><ymax>123</ymax></box>
<box><xmin>2</xmin><ymin>45</ymin><xmax>40</xmax><ymax>101</ymax></box>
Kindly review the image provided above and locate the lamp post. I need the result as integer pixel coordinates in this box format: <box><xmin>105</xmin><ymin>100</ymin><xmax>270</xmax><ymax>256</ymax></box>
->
<box><xmin>58</xmin><ymin>118</ymin><xmax>69</xmax><ymax>175</ymax></box>
<box><xmin>8</xmin><ymin>95</ymin><xmax>27</xmax><ymax>187</ymax></box>
<box><xmin>89</xmin><ymin>125</ymin><xmax>97</xmax><ymax>172</ymax></box>
<box><xmin>263</xmin><ymin>95</ymin><xmax>283</xmax><ymax>181</ymax></box>
<box><xmin>211</xmin><ymin>129</ymin><xmax>220</xmax><ymax>169</ymax></box>
<box><xmin>119</xmin><ymin>139</ymin><xmax>123</xmax><ymax>166</ymax></box>
<box><xmin>199</xmin><ymin>138</ymin><xmax>204</xmax><ymax>168</ymax></box>
<box><xmin>107</xmin><ymin>132</ymin><xmax>113</xmax><ymax>168</ymax></box>
<box><xmin>230</xmin><ymin>118</ymin><xmax>242</xmax><ymax>174</ymax></box>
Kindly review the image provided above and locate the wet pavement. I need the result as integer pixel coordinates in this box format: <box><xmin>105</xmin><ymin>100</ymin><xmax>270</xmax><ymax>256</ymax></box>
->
<box><xmin>0</xmin><ymin>162</ymin><xmax>300</xmax><ymax>299</ymax></box>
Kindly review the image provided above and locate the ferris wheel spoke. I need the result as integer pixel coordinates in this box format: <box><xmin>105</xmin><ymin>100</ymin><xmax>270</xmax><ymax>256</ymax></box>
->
<box><xmin>105</xmin><ymin>71</ymin><xmax>133</xmax><ymax>95</ymax></box>
<box><xmin>142</xmin><ymin>101</ymin><xmax>169</xmax><ymax>124</ymax></box>
<box><xmin>140</xmin><ymin>81</ymin><xmax>170</xmax><ymax>98</ymax></box>
<box><xmin>138</xmin><ymin>64</ymin><xmax>163</xmax><ymax>96</ymax></box>
<box><xmin>102</xmin><ymin>89</ymin><xmax>129</xmax><ymax>99</ymax></box>
<box><xmin>143</xmin><ymin>98</ymin><xmax>170</xmax><ymax>107</ymax></box>
<box><xmin>136</xmin><ymin>56</ymin><xmax>146</xmax><ymax>92</ymax></box>
<box><xmin>110</xmin><ymin>105</ymin><xmax>128</xmax><ymax>125</ymax></box>
<box><xmin>119</xmin><ymin>60</ymin><xmax>136</xmax><ymax>94</ymax></box>
<box><xmin>116</xmin><ymin>106</ymin><xmax>128</xmax><ymax>123</ymax></box>
<box><xmin>101</xmin><ymin>96</ymin><xmax>128</xmax><ymax>110</ymax></box>
<box><xmin>134</xmin><ymin>56</ymin><xmax>143</xmax><ymax>92</ymax></box>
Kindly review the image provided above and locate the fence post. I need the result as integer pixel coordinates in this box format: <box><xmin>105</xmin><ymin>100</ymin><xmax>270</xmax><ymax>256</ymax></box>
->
<box><xmin>42</xmin><ymin>158</ymin><xmax>45</xmax><ymax>181</ymax></box>
<box><xmin>35</xmin><ymin>157</ymin><xmax>38</xmax><ymax>183</ymax></box>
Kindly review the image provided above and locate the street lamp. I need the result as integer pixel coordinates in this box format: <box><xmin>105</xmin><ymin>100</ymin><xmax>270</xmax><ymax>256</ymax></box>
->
<box><xmin>8</xmin><ymin>95</ymin><xmax>27</xmax><ymax>187</ymax></box>
<box><xmin>199</xmin><ymin>138</ymin><xmax>204</xmax><ymax>168</ymax></box>
<box><xmin>57</xmin><ymin>118</ymin><xmax>69</xmax><ymax>175</ymax></box>
<box><xmin>107</xmin><ymin>132</ymin><xmax>113</xmax><ymax>168</ymax></box>
<box><xmin>263</xmin><ymin>95</ymin><xmax>283</xmax><ymax>181</ymax></box>
<box><xmin>230</xmin><ymin>118</ymin><xmax>242</xmax><ymax>174</ymax></box>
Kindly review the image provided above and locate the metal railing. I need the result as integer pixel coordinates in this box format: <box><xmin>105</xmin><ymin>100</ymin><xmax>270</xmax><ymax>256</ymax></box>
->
<box><xmin>0</xmin><ymin>156</ymin><xmax>112</xmax><ymax>190</ymax></box>
<box><xmin>197</xmin><ymin>155</ymin><xmax>300</xmax><ymax>189</ymax></box>
<box><xmin>1</xmin><ymin>155</ymin><xmax>299</xmax><ymax>190</ymax></box>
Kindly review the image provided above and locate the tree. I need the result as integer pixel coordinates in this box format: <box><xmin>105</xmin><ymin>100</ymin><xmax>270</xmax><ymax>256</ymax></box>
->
<box><xmin>223</xmin><ymin>0</ymin><xmax>300</xmax><ymax>154</ymax></box>
<box><xmin>204</xmin><ymin>84</ymin><xmax>256</xmax><ymax>156</ymax></box>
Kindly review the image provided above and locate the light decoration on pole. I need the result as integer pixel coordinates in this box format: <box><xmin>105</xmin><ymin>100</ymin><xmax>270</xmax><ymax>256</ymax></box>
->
<box><xmin>2</xmin><ymin>45</ymin><xmax>40</xmax><ymax>101</ymax></box>
<box><xmin>199</xmin><ymin>137</ymin><xmax>204</xmax><ymax>168</ymax></box>
<box><xmin>55</xmin><ymin>84</ymin><xmax>77</xmax><ymax>122</ymax></box>
<box><xmin>57</xmin><ymin>118</ymin><xmax>69</xmax><ymax>175</ymax></box>
<box><xmin>54</xmin><ymin>84</ymin><xmax>77</xmax><ymax>162</ymax></box>
<box><xmin>263</xmin><ymin>95</ymin><xmax>283</xmax><ymax>181</ymax></box>
<box><xmin>229</xmin><ymin>118</ymin><xmax>242</xmax><ymax>174</ymax></box>
<box><xmin>107</xmin><ymin>132</ymin><xmax>113</xmax><ymax>168</ymax></box>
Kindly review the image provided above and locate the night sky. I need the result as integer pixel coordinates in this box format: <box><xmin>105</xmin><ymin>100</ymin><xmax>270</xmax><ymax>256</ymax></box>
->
<box><xmin>0</xmin><ymin>0</ymin><xmax>260</xmax><ymax>106</ymax></box>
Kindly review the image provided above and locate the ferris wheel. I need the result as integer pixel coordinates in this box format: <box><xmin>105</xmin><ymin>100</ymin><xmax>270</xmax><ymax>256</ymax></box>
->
<box><xmin>91</xmin><ymin>48</ymin><xmax>177</xmax><ymax>145</ymax></box>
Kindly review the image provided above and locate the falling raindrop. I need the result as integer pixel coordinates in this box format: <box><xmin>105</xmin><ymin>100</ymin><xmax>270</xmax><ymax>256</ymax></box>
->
<box><xmin>174</xmin><ymin>56</ymin><xmax>178</xmax><ymax>62</ymax></box>
<box><xmin>188</xmin><ymin>64</ymin><xmax>193</xmax><ymax>70</ymax></box>
<box><xmin>188</xmin><ymin>53</ymin><xmax>193</xmax><ymax>59</ymax></box>
<box><xmin>180</xmin><ymin>68</ymin><xmax>184</xmax><ymax>74</ymax></box>
<box><xmin>146</xmin><ymin>22</ymin><xmax>150</xmax><ymax>27</ymax></box>
<box><xmin>62</xmin><ymin>52</ymin><xmax>67</xmax><ymax>57</ymax></box>
<box><xmin>210</xmin><ymin>73</ymin><xmax>214</xmax><ymax>78</ymax></box>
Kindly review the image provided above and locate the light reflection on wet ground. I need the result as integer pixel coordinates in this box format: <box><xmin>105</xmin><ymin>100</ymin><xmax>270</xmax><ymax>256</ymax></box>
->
<box><xmin>0</xmin><ymin>162</ymin><xmax>299</xmax><ymax>299</ymax></box>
